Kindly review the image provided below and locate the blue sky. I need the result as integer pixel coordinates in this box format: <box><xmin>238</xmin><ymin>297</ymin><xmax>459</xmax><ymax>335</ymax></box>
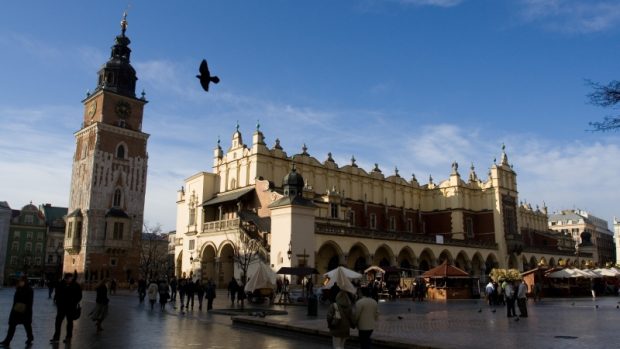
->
<box><xmin>1</xmin><ymin>0</ymin><xmax>619</xmax><ymax>232</ymax></box>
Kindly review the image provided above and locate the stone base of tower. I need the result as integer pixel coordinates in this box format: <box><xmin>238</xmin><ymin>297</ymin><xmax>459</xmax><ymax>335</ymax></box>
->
<box><xmin>63</xmin><ymin>247</ymin><xmax>140</xmax><ymax>290</ymax></box>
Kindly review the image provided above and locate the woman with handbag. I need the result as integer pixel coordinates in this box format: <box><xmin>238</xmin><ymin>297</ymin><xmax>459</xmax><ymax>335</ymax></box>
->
<box><xmin>0</xmin><ymin>276</ymin><xmax>34</xmax><ymax>346</ymax></box>
<box><xmin>326</xmin><ymin>290</ymin><xmax>354</xmax><ymax>349</ymax></box>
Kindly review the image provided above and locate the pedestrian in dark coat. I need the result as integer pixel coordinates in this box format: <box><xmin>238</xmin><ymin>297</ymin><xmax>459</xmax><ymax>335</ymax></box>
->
<box><xmin>138</xmin><ymin>278</ymin><xmax>147</xmax><ymax>303</ymax></box>
<box><xmin>185</xmin><ymin>279</ymin><xmax>195</xmax><ymax>309</ymax></box>
<box><xmin>0</xmin><ymin>276</ymin><xmax>34</xmax><ymax>346</ymax></box>
<box><xmin>228</xmin><ymin>278</ymin><xmax>238</xmax><ymax>305</ymax></box>
<box><xmin>195</xmin><ymin>280</ymin><xmax>205</xmax><ymax>310</ymax></box>
<box><xmin>205</xmin><ymin>280</ymin><xmax>216</xmax><ymax>310</ymax></box>
<box><xmin>50</xmin><ymin>273</ymin><xmax>82</xmax><ymax>343</ymax></box>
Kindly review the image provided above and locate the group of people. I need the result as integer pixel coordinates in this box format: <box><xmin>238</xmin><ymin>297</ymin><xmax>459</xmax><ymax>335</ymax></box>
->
<box><xmin>0</xmin><ymin>272</ymin><xmax>107</xmax><ymax>346</ymax></box>
<box><xmin>485</xmin><ymin>279</ymin><xmax>528</xmax><ymax>318</ymax></box>
<box><xmin>139</xmin><ymin>276</ymin><xmax>217</xmax><ymax>311</ymax></box>
<box><xmin>227</xmin><ymin>277</ymin><xmax>247</xmax><ymax>306</ymax></box>
<box><xmin>326</xmin><ymin>285</ymin><xmax>380</xmax><ymax>349</ymax></box>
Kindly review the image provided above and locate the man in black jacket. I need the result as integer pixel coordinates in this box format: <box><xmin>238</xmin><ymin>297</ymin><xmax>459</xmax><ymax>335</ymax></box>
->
<box><xmin>50</xmin><ymin>273</ymin><xmax>82</xmax><ymax>343</ymax></box>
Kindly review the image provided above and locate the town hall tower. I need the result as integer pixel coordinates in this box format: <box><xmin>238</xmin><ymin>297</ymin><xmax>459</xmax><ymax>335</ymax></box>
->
<box><xmin>64</xmin><ymin>14</ymin><xmax>149</xmax><ymax>284</ymax></box>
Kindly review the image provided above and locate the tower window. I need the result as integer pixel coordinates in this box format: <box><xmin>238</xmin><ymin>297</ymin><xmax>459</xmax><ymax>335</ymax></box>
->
<box><xmin>116</xmin><ymin>144</ymin><xmax>125</xmax><ymax>159</ymax></box>
<box><xmin>113</xmin><ymin>189</ymin><xmax>122</xmax><ymax>207</ymax></box>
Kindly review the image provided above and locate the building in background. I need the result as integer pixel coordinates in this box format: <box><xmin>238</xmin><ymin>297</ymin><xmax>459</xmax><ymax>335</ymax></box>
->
<box><xmin>64</xmin><ymin>14</ymin><xmax>149</xmax><ymax>287</ymax></box>
<box><xmin>174</xmin><ymin>127</ymin><xmax>576</xmax><ymax>287</ymax></box>
<box><xmin>614</xmin><ymin>218</ymin><xmax>620</xmax><ymax>265</ymax></box>
<box><xmin>548</xmin><ymin>210</ymin><xmax>616</xmax><ymax>267</ymax></box>
<box><xmin>0</xmin><ymin>202</ymin><xmax>12</xmax><ymax>285</ymax></box>
<box><xmin>40</xmin><ymin>204</ymin><xmax>67</xmax><ymax>282</ymax></box>
<box><xmin>4</xmin><ymin>203</ymin><xmax>47</xmax><ymax>285</ymax></box>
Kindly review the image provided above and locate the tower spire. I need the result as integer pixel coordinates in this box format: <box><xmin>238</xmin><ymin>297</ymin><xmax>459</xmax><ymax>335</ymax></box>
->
<box><xmin>121</xmin><ymin>11</ymin><xmax>128</xmax><ymax>37</ymax></box>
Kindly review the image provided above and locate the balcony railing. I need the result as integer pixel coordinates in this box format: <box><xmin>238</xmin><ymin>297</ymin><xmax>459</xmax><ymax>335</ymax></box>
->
<box><xmin>202</xmin><ymin>218</ymin><xmax>240</xmax><ymax>233</ymax></box>
<box><xmin>315</xmin><ymin>223</ymin><xmax>498</xmax><ymax>249</ymax></box>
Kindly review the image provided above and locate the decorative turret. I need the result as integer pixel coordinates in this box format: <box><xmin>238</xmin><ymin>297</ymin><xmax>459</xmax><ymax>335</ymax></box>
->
<box><xmin>95</xmin><ymin>12</ymin><xmax>137</xmax><ymax>97</ymax></box>
<box><xmin>282</xmin><ymin>164</ymin><xmax>304</xmax><ymax>198</ymax></box>
<box><xmin>468</xmin><ymin>163</ymin><xmax>478</xmax><ymax>182</ymax></box>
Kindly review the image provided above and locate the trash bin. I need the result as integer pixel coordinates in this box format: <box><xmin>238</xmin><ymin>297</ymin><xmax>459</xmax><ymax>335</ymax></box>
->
<box><xmin>307</xmin><ymin>295</ymin><xmax>318</xmax><ymax>316</ymax></box>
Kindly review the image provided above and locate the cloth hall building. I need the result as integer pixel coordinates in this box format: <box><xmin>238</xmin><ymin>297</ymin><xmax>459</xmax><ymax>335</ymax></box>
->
<box><xmin>174</xmin><ymin>127</ymin><xmax>576</xmax><ymax>287</ymax></box>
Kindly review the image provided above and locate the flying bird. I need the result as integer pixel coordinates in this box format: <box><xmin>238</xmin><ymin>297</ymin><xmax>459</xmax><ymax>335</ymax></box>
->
<box><xmin>197</xmin><ymin>59</ymin><xmax>220</xmax><ymax>92</ymax></box>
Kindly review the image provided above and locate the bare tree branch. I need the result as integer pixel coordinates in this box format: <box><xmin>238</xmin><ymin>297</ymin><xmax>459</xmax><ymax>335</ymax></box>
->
<box><xmin>586</xmin><ymin>79</ymin><xmax>620</xmax><ymax>131</ymax></box>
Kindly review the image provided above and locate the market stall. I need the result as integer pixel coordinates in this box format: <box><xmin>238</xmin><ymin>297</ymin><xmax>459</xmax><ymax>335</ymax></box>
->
<box><xmin>422</xmin><ymin>261</ymin><xmax>477</xmax><ymax>300</ymax></box>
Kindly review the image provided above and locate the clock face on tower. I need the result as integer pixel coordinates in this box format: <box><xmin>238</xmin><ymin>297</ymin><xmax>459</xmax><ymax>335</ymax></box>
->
<box><xmin>115</xmin><ymin>101</ymin><xmax>132</xmax><ymax>119</ymax></box>
<box><xmin>88</xmin><ymin>101</ymin><xmax>97</xmax><ymax>118</ymax></box>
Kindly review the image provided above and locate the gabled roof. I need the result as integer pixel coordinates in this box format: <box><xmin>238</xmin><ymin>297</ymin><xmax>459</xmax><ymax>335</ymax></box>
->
<box><xmin>422</xmin><ymin>261</ymin><xmax>471</xmax><ymax>278</ymax></box>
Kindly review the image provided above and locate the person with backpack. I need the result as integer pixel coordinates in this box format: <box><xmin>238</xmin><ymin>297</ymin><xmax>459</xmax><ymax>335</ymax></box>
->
<box><xmin>326</xmin><ymin>289</ymin><xmax>355</xmax><ymax>349</ymax></box>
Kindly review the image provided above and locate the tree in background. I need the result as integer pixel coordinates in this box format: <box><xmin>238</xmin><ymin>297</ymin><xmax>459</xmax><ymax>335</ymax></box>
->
<box><xmin>587</xmin><ymin>80</ymin><xmax>620</xmax><ymax>131</ymax></box>
<box><xmin>230</xmin><ymin>231</ymin><xmax>263</xmax><ymax>283</ymax></box>
<box><xmin>140</xmin><ymin>223</ymin><xmax>171</xmax><ymax>280</ymax></box>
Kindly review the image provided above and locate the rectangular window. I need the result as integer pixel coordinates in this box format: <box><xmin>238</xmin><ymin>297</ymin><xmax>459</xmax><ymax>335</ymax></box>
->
<box><xmin>10</xmin><ymin>256</ymin><xmax>18</xmax><ymax>266</ymax></box>
<box><xmin>110</xmin><ymin>258</ymin><xmax>118</xmax><ymax>266</ymax></box>
<box><xmin>24</xmin><ymin>257</ymin><xmax>32</xmax><ymax>265</ymax></box>
<box><xmin>12</xmin><ymin>241</ymin><xmax>19</xmax><ymax>251</ymax></box>
<box><xmin>113</xmin><ymin>222</ymin><xmax>124</xmax><ymax>240</ymax></box>
<box><xmin>349</xmin><ymin>211</ymin><xmax>356</xmax><ymax>226</ymax></box>
<box><xmin>13</xmin><ymin>231</ymin><xmax>20</xmax><ymax>239</ymax></box>
<box><xmin>27</xmin><ymin>232</ymin><xmax>33</xmax><ymax>239</ymax></box>
<box><xmin>189</xmin><ymin>239</ymin><xmax>195</xmax><ymax>250</ymax></box>
<box><xmin>330</xmin><ymin>204</ymin><xmax>339</xmax><ymax>219</ymax></box>
<box><xmin>76</xmin><ymin>222</ymin><xmax>82</xmax><ymax>241</ymax></box>
<box><xmin>389</xmin><ymin>216</ymin><xmax>396</xmax><ymax>231</ymax></box>
<box><xmin>67</xmin><ymin>222</ymin><xmax>73</xmax><ymax>239</ymax></box>
<box><xmin>466</xmin><ymin>217</ymin><xmax>474</xmax><ymax>238</ymax></box>
<box><xmin>25</xmin><ymin>215</ymin><xmax>33</xmax><ymax>224</ymax></box>
<box><xmin>35</xmin><ymin>243</ymin><xmax>43</xmax><ymax>253</ymax></box>
<box><xmin>370</xmin><ymin>213</ymin><xmax>377</xmax><ymax>230</ymax></box>
<box><xmin>407</xmin><ymin>219</ymin><xmax>413</xmax><ymax>233</ymax></box>
<box><xmin>25</xmin><ymin>242</ymin><xmax>32</xmax><ymax>252</ymax></box>
<box><xmin>37</xmin><ymin>233</ymin><xmax>43</xmax><ymax>241</ymax></box>
<box><xmin>47</xmin><ymin>255</ymin><xmax>54</xmax><ymax>263</ymax></box>
<box><xmin>35</xmin><ymin>257</ymin><xmax>41</xmax><ymax>266</ymax></box>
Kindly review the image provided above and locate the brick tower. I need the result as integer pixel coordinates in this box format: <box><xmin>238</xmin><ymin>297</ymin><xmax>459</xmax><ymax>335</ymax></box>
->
<box><xmin>64</xmin><ymin>13</ymin><xmax>148</xmax><ymax>286</ymax></box>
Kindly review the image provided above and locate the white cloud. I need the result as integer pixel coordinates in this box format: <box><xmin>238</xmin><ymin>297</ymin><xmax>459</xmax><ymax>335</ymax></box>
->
<box><xmin>519</xmin><ymin>0</ymin><xmax>620</xmax><ymax>33</ymax></box>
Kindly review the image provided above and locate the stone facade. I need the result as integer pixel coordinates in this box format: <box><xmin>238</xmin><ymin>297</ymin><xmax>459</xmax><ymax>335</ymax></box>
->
<box><xmin>39</xmin><ymin>204</ymin><xmax>67</xmax><ymax>281</ymax></box>
<box><xmin>4</xmin><ymin>204</ymin><xmax>47</xmax><ymax>285</ymax></box>
<box><xmin>0</xmin><ymin>202</ymin><xmax>12</xmax><ymax>285</ymax></box>
<box><xmin>548</xmin><ymin>210</ymin><xmax>616</xmax><ymax>267</ymax></box>
<box><xmin>615</xmin><ymin>218</ymin><xmax>620</xmax><ymax>265</ymax></box>
<box><xmin>64</xmin><ymin>17</ymin><xmax>148</xmax><ymax>286</ymax></box>
<box><xmin>174</xmin><ymin>127</ymin><xmax>576</xmax><ymax>286</ymax></box>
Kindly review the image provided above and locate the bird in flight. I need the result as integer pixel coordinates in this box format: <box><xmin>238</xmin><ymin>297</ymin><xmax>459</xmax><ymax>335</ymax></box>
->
<box><xmin>197</xmin><ymin>59</ymin><xmax>220</xmax><ymax>92</ymax></box>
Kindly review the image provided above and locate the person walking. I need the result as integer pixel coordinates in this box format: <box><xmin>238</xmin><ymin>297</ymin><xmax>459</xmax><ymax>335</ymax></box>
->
<box><xmin>354</xmin><ymin>287</ymin><xmax>379</xmax><ymax>349</ymax></box>
<box><xmin>237</xmin><ymin>281</ymin><xmax>246</xmax><ymax>308</ymax></box>
<box><xmin>327</xmin><ymin>289</ymin><xmax>355</xmax><ymax>349</ymax></box>
<box><xmin>170</xmin><ymin>277</ymin><xmax>178</xmax><ymax>302</ymax></box>
<box><xmin>89</xmin><ymin>280</ymin><xmax>109</xmax><ymax>332</ymax></box>
<box><xmin>158</xmin><ymin>280</ymin><xmax>170</xmax><ymax>311</ymax></box>
<box><xmin>147</xmin><ymin>280</ymin><xmax>159</xmax><ymax>310</ymax></box>
<box><xmin>485</xmin><ymin>281</ymin><xmax>495</xmax><ymax>306</ymax></box>
<box><xmin>206</xmin><ymin>280</ymin><xmax>216</xmax><ymax>310</ymax></box>
<box><xmin>185</xmin><ymin>279</ymin><xmax>195</xmax><ymax>310</ymax></box>
<box><xmin>0</xmin><ymin>276</ymin><xmax>34</xmax><ymax>346</ymax></box>
<box><xmin>178</xmin><ymin>278</ymin><xmax>187</xmax><ymax>309</ymax></box>
<box><xmin>47</xmin><ymin>279</ymin><xmax>56</xmax><ymax>300</ymax></box>
<box><xmin>228</xmin><ymin>278</ymin><xmax>238</xmax><ymax>306</ymax></box>
<box><xmin>110</xmin><ymin>279</ymin><xmax>117</xmax><ymax>295</ymax></box>
<box><xmin>195</xmin><ymin>280</ymin><xmax>205</xmax><ymax>310</ymax></box>
<box><xmin>504</xmin><ymin>280</ymin><xmax>516</xmax><ymax>318</ymax></box>
<box><xmin>138</xmin><ymin>278</ymin><xmax>147</xmax><ymax>303</ymax></box>
<box><xmin>516</xmin><ymin>279</ymin><xmax>528</xmax><ymax>317</ymax></box>
<box><xmin>50</xmin><ymin>273</ymin><xmax>82</xmax><ymax>344</ymax></box>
